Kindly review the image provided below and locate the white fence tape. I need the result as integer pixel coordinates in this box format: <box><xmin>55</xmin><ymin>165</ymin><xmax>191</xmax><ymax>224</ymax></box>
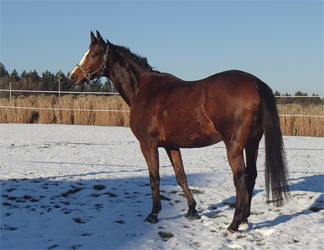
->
<box><xmin>0</xmin><ymin>106</ymin><xmax>130</xmax><ymax>113</ymax></box>
<box><xmin>0</xmin><ymin>89</ymin><xmax>323</xmax><ymax>117</ymax></box>
<box><xmin>1</xmin><ymin>106</ymin><xmax>323</xmax><ymax>117</ymax></box>
<box><xmin>0</xmin><ymin>89</ymin><xmax>119</xmax><ymax>95</ymax></box>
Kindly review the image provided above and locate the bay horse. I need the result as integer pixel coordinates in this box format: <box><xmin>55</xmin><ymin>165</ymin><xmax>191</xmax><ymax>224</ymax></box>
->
<box><xmin>70</xmin><ymin>31</ymin><xmax>290</xmax><ymax>232</ymax></box>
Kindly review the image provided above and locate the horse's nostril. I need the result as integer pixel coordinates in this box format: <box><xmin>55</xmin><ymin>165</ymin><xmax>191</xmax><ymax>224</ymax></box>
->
<box><xmin>71</xmin><ymin>75</ymin><xmax>76</xmax><ymax>82</ymax></box>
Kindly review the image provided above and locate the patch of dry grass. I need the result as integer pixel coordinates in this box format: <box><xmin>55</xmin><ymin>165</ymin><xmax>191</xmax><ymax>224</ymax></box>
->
<box><xmin>278</xmin><ymin>104</ymin><xmax>323</xmax><ymax>137</ymax></box>
<box><xmin>73</xmin><ymin>95</ymin><xmax>96</xmax><ymax>125</ymax></box>
<box><xmin>35</xmin><ymin>95</ymin><xmax>56</xmax><ymax>124</ymax></box>
<box><xmin>92</xmin><ymin>95</ymin><xmax>130</xmax><ymax>126</ymax></box>
<box><xmin>55</xmin><ymin>95</ymin><xmax>75</xmax><ymax>124</ymax></box>
<box><xmin>0</xmin><ymin>95</ymin><xmax>37</xmax><ymax>123</ymax></box>
<box><xmin>0</xmin><ymin>94</ymin><xmax>130</xmax><ymax>127</ymax></box>
<box><xmin>0</xmin><ymin>95</ymin><xmax>322</xmax><ymax>136</ymax></box>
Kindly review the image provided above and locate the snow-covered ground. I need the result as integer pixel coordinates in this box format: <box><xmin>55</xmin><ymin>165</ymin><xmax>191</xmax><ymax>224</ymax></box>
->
<box><xmin>1</xmin><ymin>124</ymin><xmax>323</xmax><ymax>250</ymax></box>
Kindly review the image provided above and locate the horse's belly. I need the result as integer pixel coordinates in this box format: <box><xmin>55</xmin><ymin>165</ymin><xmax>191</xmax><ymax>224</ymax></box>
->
<box><xmin>161</xmin><ymin>130</ymin><xmax>221</xmax><ymax>148</ymax></box>
<box><xmin>159</xmin><ymin>118</ymin><xmax>222</xmax><ymax>148</ymax></box>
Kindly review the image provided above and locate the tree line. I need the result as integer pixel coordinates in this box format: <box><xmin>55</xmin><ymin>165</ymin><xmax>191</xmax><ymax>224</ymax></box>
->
<box><xmin>273</xmin><ymin>90</ymin><xmax>322</xmax><ymax>105</ymax></box>
<box><xmin>0</xmin><ymin>62</ymin><xmax>322</xmax><ymax>105</ymax></box>
<box><xmin>0</xmin><ymin>63</ymin><xmax>116</xmax><ymax>97</ymax></box>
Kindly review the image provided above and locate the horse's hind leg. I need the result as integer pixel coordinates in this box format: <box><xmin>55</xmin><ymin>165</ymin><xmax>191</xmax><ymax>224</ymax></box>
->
<box><xmin>165</xmin><ymin>147</ymin><xmax>200</xmax><ymax>219</ymax></box>
<box><xmin>242</xmin><ymin>142</ymin><xmax>259</xmax><ymax>225</ymax></box>
<box><xmin>224</xmin><ymin>140</ymin><xmax>249</xmax><ymax>232</ymax></box>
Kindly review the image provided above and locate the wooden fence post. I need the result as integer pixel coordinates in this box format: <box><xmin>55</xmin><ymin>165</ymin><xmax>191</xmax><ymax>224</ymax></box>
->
<box><xmin>9</xmin><ymin>82</ymin><xmax>12</xmax><ymax>102</ymax></box>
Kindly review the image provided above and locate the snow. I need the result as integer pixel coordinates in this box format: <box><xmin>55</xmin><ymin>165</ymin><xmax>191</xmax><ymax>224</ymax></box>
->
<box><xmin>1</xmin><ymin>124</ymin><xmax>323</xmax><ymax>250</ymax></box>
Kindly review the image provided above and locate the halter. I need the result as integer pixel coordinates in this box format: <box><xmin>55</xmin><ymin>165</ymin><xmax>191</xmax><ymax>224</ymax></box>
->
<box><xmin>76</xmin><ymin>40</ymin><xmax>109</xmax><ymax>82</ymax></box>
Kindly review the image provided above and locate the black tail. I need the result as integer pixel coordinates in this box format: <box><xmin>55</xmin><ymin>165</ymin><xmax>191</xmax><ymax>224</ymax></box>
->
<box><xmin>258</xmin><ymin>80</ymin><xmax>290</xmax><ymax>206</ymax></box>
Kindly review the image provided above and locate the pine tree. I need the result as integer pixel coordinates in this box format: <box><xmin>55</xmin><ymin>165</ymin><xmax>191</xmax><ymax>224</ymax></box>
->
<box><xmin>42</xmin><ymin>70</ymin><xmax>56</xmax><ymax>91</ymax></box>
<box><xmin>57</xmin><ymin>71</ymin><xmax>72</xmax><ymax>91</ymax></box>
<box><xmin>10</xmin><ymin>69</ymin><xmax>20</xmax><ymax>81</ymax></box>
<box><xmin>0</xmin><ymin>62</ymin><xmax>9</xmax><ymax>78</ymax></box>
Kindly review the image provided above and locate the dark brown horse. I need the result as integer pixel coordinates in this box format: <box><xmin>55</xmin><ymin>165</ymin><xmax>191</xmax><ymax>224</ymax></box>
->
<box><xmin>70</xmin><ymin>31</ymin><xmax>290</xmax><ymax>232</ymax></box>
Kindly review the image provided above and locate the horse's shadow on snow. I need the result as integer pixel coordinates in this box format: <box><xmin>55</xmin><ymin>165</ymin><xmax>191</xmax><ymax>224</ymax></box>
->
<box><xmin>190</xmin><ymin>174</ymin><xmax>324</xmax><ymax>231</ymax></box>
<box><xmin>1</xmin><ymin>170</ymin><xmax>323</xmax><ymax>249</ymax></box>
<box><xmin>1</xmin><ymin>173</ymin><xmax>157</xmax><ymax>249</ymax></box>
<box><xmin>250</xmin><ymin>174</ymin><xmax>323</xmax><ymax>230</ymax></box>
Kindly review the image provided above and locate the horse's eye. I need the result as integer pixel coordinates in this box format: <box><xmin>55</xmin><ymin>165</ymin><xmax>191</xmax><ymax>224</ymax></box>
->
<box><xmin>90</xmin><ymin>53</ymin><xmax>97</xmax><ymax>59</ymax></box>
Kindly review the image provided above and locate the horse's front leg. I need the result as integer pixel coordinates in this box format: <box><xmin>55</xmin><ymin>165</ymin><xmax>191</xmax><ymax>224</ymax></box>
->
<box><xmin>165</xmin><ymin>147</ymin><xmax>200</xmax><ymax>219</ymax></box>
<box><xmin>140</xmin><ymin>142</ymin><xmax>161</xmax><ymax>223</ymax></box>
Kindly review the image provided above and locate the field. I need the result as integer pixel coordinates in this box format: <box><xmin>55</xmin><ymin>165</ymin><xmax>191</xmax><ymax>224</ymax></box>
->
<box><xmin>0</xmin><ymin>95</ymin><xmax>323</xmax><ymax>136</ymax></box>
<box><xmin>1</xmin><ymin>124</ymin><xmax>323</xmax><ymax>250</ymax></box>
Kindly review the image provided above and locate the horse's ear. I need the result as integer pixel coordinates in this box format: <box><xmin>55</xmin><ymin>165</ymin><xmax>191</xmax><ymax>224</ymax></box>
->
<box><xmin>96</xmin><ymin>30</ymin><xmax>104</xmax><ymax>44</ymax></box>
<box><xmin>90</xmin><ymin>31</ymin><xmax>96</xmax><ymax>43</ymax></box>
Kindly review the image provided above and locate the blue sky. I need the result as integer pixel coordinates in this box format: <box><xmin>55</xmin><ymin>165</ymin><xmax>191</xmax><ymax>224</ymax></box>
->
<box><xmin>1</xmin><ymin>0</ymin><xmax>323</xmax><ymax>95</ymax></box>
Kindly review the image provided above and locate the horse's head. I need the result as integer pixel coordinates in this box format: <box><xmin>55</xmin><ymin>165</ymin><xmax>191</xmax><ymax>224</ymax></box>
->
<box><xmin>70</xmin><ymin>31</ymin><xmax>109</xmax><ymax>86</ymax></box>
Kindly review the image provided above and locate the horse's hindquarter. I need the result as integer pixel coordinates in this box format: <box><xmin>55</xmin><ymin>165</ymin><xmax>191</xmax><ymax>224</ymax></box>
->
<box><xmin>203</xmin><ymin>71</ymin><xmax>262</xmax><ymax>141</ymax></box>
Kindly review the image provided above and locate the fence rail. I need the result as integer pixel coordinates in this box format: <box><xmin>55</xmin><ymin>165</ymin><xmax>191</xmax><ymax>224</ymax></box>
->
<box><xmin>0</xmin><ymin>89</ymin><xmax>119</xmax><ymax>96</ymax></box>
<box><xmin>0</xmin><ymin>105</ymin><xmax>323</xmax><ymax>117</ymax></box>
<box><xmin>275</xmin><ymin>95</ymin><xmax>324</xmax><ymax>98</ymax></box>
<box><xmin>0</xmin><ymin>89</ymin><xmax>323</xmax><ymax>117</ymax></box>
<box><xmin>0</xmin><ymin>89</ymin><xmax>324</xmax><ymax>98</ymax></box>
<box><xmin>0</xmin><ymin>105</ymin><xmax>130</xmax><ymax>113</ymax></box>
<box><xmin>1</xmin><ymin>89</ymin><xmax>323</xmax><ymax>98</ymax></box>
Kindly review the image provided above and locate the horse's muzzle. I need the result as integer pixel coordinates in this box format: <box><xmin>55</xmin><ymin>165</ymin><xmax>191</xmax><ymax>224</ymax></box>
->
<box><xmin>70</xmin><ymin>74</ymin><xmax>77</xmax><ymax>84</ymax></box>
<box><xmin>69</xmin><ymin>70</ymin><xmax>86</xmax><ymax>86</ymax></box>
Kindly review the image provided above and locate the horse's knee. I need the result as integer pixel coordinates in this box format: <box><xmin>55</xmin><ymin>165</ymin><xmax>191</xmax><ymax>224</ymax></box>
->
<box><xmin>176</xmin><ymin>175</ymin><xmax>187</xmax><ymax>187</ymax></box>
<box><xmin>149</xmin><ymin>176</ymin><xmax>160</xmax><ymax>188</ymax></box>
<box><xmin>233</xmin><ymin>169</ymin><xmax>248</xmax><ymax>188</ymax></box>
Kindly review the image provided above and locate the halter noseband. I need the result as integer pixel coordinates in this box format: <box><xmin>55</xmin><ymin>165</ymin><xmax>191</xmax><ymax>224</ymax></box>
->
<box><xmin>76</xmin><ymin>40</ymin><xmax>109</xmax><ymax>82</ymax></box>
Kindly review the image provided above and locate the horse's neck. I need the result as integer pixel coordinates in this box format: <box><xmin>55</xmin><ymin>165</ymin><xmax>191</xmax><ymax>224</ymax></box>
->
<box><xmin>108</xmin><ymin>52</ymin><xmax>145</xmax><ymax>107</ymax></box>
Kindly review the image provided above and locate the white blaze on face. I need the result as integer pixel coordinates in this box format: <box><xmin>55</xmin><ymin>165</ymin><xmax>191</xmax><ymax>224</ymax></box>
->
<box><xmin>71</xmin><ymin>49</ymin><xmax>90</xmax><ymax>75</ymax></box>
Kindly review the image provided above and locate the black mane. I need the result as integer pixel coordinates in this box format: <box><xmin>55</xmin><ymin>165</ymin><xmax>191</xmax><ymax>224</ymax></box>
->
<box><xmin>90</xmin><ymin>40</ymin><xmax>159</xmax><ymax>73</ymax></box>
<box><xmin>114</xmin><ymin>45</ymin><xmax>159</xmax><ymax>73</ymax></box>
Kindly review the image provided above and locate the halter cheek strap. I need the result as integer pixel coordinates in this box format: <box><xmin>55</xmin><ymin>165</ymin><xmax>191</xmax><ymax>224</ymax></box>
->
<box><xmin>76</xmin><ymin>40</ymin><xmax>109</xmax><ymax>82</ymax></box>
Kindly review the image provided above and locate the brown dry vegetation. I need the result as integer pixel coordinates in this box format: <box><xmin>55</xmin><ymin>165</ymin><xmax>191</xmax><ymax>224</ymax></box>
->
<box><xmin>277</xmin><ymin>104</ymin><xmax>323</xmax><ymax>137</ymax></box>
<box><xmin>0</xmin><ymin>95</ymin><xmax>323</xmax><ymax>136</ymax></box>
<box><xmin>0</xmin><ymin>95</ymin><xmax>130</xmax><ymax>127</ymax></box>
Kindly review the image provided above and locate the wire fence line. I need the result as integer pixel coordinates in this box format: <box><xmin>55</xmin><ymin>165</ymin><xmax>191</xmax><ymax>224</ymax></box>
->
<box><xmin>0</xmin><ymin>89</ymin><xmax>119</xmax><ymax>95</ymax></box>
<box><xmin>1</xmin><ymin>89</ymin><xmax>323</xmax><ymax>117</ymax></box>
<box><xmin>275</xmin><ymin>96</ymin><xmax>324</xmax><ymax>98</ymax></box>
<box><xmin>1</xmin><ymin>88</ymin><xmax>323</xmax><ymax>98</ymax></box>
<box><xmin>1</xmin><ymin>105</ymin><xmax>323</xmax><ymax>118</ymax></box>
<box><xmin>280</xmin><ymin>114</ymin><xmax>323</xmax><ymax>118</ymax></box>
<box><xmin>0</xmin><ymin>106</ymin><xmax>130</xmax><ymax>113</ymax></box>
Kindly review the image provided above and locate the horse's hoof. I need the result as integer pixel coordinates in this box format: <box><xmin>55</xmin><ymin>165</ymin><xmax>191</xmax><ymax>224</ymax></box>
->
<box><xmin>186</xmin><ymin>210</ymin><xmax>200</xmax><ymax>220</ymax></box>
<box><xmin>144</xmin><ymin>214</ymin><xmax>158</xmax><ymax>224</ymax></box>
<box><xmin>224</xmin><ymin>228</ymin><xmax>236</xmax><ymax>237</ymax></box>
<box><xmin>239</xmin><ymin>220</ymin><xmax>249</xmax><ymax>230</ymax></box>
<box><xmin>227</xmin><ymin>225</ymin><xmax>239</xmax><ymax>233</ymax></box>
